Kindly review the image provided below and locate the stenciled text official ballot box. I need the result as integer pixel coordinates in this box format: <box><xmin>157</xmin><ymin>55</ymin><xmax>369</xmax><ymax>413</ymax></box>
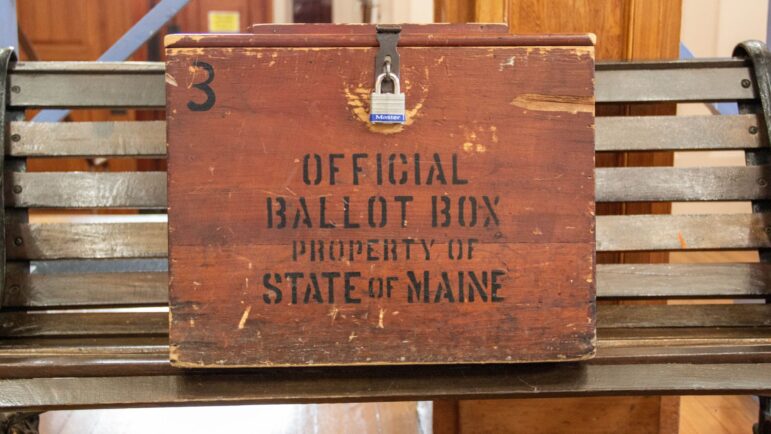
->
<box><xmin>165</xmin><ymin>24</ymin><xmax>596</xmax><ymax>368</ymax></box>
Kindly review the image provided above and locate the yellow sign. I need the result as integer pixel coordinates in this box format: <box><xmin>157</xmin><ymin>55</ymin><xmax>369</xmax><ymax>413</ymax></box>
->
<box><xmin>208</xmin><ymin>11</ymin><xmax>240</xmax><ymax>33</ymax></box>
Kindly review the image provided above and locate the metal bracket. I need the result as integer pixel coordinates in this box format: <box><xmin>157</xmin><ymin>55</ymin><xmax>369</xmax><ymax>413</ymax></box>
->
<box><xmin>756</xmin><ymin>396</ymin><xmax>771</xmax><ymax>434</ymax></box>
<box><xmin>734</xmin><ymin>42</ymin><xmax>771</xmax><ymax>434</ymax></box>
<box><xmin>0</xmin><ymin>412</ymin><xmax>39</xmax><ymax>434</ymax></box>
<box><xmin>375</xmin><ymin>25</ymin><xmax>401</xmax><ymax>94</ymax></box>
<box><xmin>733</xmin><ymin>41</ymin><xmax>771</xmax><ymax>143</ymax></box>
<box><xmin>734</xmin><ymin>41</ymin><xmax>771</xmax><ymax>237</ymax></box>
<box><xmin>0</xmin><ymin>47</ymin><xmax>14</xmax><ymax>308</ymax></box>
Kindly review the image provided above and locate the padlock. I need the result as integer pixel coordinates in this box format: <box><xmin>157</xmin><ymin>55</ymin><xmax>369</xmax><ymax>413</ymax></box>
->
<box><xmin>370</xmin><ymin>71</ymin><xmax>406</xmax><ymax>124</ymax></box>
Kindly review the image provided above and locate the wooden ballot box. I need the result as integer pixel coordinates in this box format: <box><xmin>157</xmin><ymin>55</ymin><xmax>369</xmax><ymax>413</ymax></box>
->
<box><xmin>166</xmin><ymin>24</ymin><xmax>596</xmax><ymax>368</ymax></box>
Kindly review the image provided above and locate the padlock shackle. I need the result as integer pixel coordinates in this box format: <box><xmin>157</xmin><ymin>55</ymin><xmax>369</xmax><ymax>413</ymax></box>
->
<box><xmin>374</xmin><ymin>72</ymin><xmax>400</xmax><ymax>94</ymax></box>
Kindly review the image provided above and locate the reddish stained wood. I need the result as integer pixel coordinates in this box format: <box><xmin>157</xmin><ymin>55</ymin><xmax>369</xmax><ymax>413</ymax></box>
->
<box><xmin>166</xmin><ymin>26</ymin><xmax>595</xmax><ymax>368</ymax></box>
<box><xmin>248</xmin><ymin>23</ymin><xmax>512</xmax><ymax>35</ymax></box>
<box><xmin>164</xmin><ymin>33</ymin><xmax>596</xmax><ymax>49</ymax></box>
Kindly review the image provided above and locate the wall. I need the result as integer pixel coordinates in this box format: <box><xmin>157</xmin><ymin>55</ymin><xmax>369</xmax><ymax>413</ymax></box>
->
<box><xmin>682</xmin><ymin>0</ymin><xmax>767</xmax><ymax>57</ymax></box>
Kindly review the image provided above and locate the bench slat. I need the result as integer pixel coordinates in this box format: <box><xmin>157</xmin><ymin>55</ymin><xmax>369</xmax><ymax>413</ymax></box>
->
<box><xmin>2</xmin><ymin>328</ymin><xmax>767</xmax><ymax>355</ymax></box>
<box><xmin>596</xmin><ymin>67</ymin><xmax>755</xmax><ymax>103</ymax></box>
<box><xmin>0</xmin><ymin>330</ymin><xmax>769</xmax><ymax>378</ymax></box>
<box><xmin>8</xmin><ymin>72</ymin><xmax>165</xmax><ymax>108</ymax></box>
<box><xmin>2</xmin><ymin>269</ymin><xmax>168</xmax><ymax>308</ymax></box>
<box><xmin>8</xmin><ymin>121</ymin><xmax>166</xmax><ymax>157</ymax></box>
<box><xmin>597</xmin><ymin>263</ymin><xmax>771</xmax><ymax>298</ymax></box>
<box><xmin>595</xmin><ymin>115</ymin><xmax>762</xmax><ymax>151</ymax></box>
<box><xmin>0</xmin><ymin>346</ymin><xmax>766</xmax><ymax>379</ymax></box>
<box><xmin>1</xmin><ymin>328</ymin><xmax>765</xmax><ymax>355</ymax></box>
<box><xmin>596</xmin><ymin>166</ymin><xmax>771</xmax><ymax>202</ymax></box>
<box><xmin>0</xmin><ymin>312</ymin><xmax>166</xmax><ymax>337</ymax></box>
<box><xmin>0</xmin><ymin>337</ymin><xmax>168</xmax><ymax>353</ymax></box>
<box><xmin>7</xmin><ymin>172</ymin><xmax>167</xmax><ymax>209</ymax></box>
<box><xmin>7</xmin><ymin>115</ymin><xmax>759</xmax><ymax>158</ymax></box>
<box><xmin>595</xmin><ymin>345</ymin><xmax>771</xmax><ymax>364</ymax></box>
<box><xmin>7</xmin><ymin>223</ymin><xmax>167</xmax><ymax>260</ymax></box>
<box><xmin>7</xmin><ymin>61</ymin><xmax>757</xmax><ymax>107</ymax></box>
<box><xmin>1</xmin><ymin>305</ymin><xmax>768</xmax><ymax>338</ymax></box>
<box><xmin>4</xmin><ymin>263</ymin><xmax>767</xmax><ymax>309</ymax></box>
<box><xmin>599</xmin><ymin>327</ymin><xmax>771</xmax><ymax>341</ymax></box>
<box><xmin>598</xmin><ymin>304</ymin><xmax>771</xmax><ymax>328</ymax></box>
<box><xmin>1</xmin><ymin>363</ymin><xmax>769</xmax><ymax>410</ymax></box>
<box><xmin>597</xmin><ymin>213</ymin><xmax>771</xmax><ymax>251</ymax></box>
<box><xmin>6</xmin><ymin>214</ymin><xmax>769</xmax><ymax>259</ymax></box>
<box><xmin>7</xmin><ymin>167</ymin><xmax>768</xmax><ymax>208</ymax></box>
<box><xmin>8</xmin><ymin>62</ymin><xmax>165</xmax><ymax>73</ymax></box>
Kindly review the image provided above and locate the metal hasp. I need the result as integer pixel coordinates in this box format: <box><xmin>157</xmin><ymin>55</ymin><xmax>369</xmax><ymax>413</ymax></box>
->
<box><xmin>0</xmin><ymin>47</ymin><xmax>14</xmax><ymax>309</ymax></box>
<box><xmin>374</xmin><ymin>24</ymin><xmax>401</xmax><ymax>94</ymax></box>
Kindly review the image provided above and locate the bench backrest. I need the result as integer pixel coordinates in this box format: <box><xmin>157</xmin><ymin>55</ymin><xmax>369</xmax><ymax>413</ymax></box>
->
<box><xmin>1</xmin><ymin>55</ymin><xmax>770</xmax><ymax>373</ymax></box>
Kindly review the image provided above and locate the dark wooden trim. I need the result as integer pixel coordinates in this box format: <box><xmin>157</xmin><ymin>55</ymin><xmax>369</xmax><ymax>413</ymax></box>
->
<box><xmin>0</xmin><ymin>363</ymin><xmax>769</xmax><ymax>411</ymax></box>
<box><xmin>247</xmin><ymin>23</ymin><xmax>511</xmax><ymax>35</ymax></box>
<box><xmin>164</xmin><ymin>33</ymin><xmax>596</xmax><ymax>48</ymax></box>
<box><xmin>1</xmin><ymin>305</ymin><xmax>767</xmax><ymax>339</ymax></box>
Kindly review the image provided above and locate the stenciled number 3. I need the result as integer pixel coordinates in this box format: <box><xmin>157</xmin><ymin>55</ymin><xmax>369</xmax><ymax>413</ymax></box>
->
<box><xmin>187</xmin><ymin>61</ymin><xmax>216</xmax><ymax>112</ymax></box>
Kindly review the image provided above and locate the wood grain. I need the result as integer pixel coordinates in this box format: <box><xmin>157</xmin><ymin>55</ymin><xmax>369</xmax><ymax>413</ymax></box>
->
<box><xmin>2</xmin><ymin>268</ymin><xmax>168</xmax><ymax>308</ymax></box>
<box><xmin>597</xmin><ymin>213</ymin><xmax>771</xmax><ymax>251</ymax></box>
<box><xmin>596</xmin><ymin>263</ymin><xmax>771</xmax><ymax>298</ymax></box>
<box><xmin>596</xmin><ymin>166</ymin><xmax>771</xmax><ymax>202</ymax></box>
<box><xmin>1</xmin><ymin>363</ymin><xmax>769</xmax><ymax>411</ymax></box>
<box><xmin>248</xmin><ymin>23</ymin><xmax>511</xmax><ymax>35</ymax></box>
<box><xmin>8</xmin><ymin>70</ymin><xmax>165</xmax><ymax>108</ymax></box>
<box><xmin>6</xmin><ymin>172</ymin><xmax>167</xmax><ymax>208</ymax></box>
<box><xmin>0</xmin><ymin>312</ymin><xmax>167</xmax><ymax>337</ymax></box>
<box><xmin>166</xmin><ymin>30</ymin><xmax>595</xmax><ymax>367</ymax></box>
<box><xmin>1</xmin><ymin>325</ymin><xmax>769</xmax><ymax>379</ymax></box>
<box><xmin>597</xmin><ymin>67</ymin><xmax>755</xmax><ymax>103</ymax></box>
<box><xmin>163</xmin><ymin>33</ymin><xmax>595</xmax><ymax>48</ymax></box>
<box><xmin>458</xmin><ymin>397</ymin><xmax>663</xmax><ymax>434</ymax></box>
<box><xmin>6</xmin><ymin>223</ymin><xmax>167</xmax><ymax>259</ymax></box>
<box><xmin>598</xmin><ymin>304</ymin><xmax>771</xmax><ymax>328</ymax></box>
<box><xmin>595</xmin><ymin>114</ymin><xmax>763</xmax><ymax>151</ymax></box>
<box><xmin>7</xmin><ymin>121</ymin><xmax>166</xmax><ymax>157</ymax></box>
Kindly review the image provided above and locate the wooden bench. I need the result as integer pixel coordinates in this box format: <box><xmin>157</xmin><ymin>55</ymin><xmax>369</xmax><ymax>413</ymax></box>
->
<box><xmin>1</xmin><ymin>41</ymin><xmax>770</xmax><ymax>432</ymax></box>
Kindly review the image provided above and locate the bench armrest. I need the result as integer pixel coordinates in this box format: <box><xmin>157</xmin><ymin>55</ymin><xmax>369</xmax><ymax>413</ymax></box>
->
<box><xmin>0</xmin><ymin>48</ymin><xmax>15</xmax><ymax>308</ymax></box>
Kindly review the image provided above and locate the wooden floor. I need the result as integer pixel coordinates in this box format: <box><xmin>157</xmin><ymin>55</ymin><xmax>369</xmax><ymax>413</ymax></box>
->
<box><xmin>680</xmin><ymin>396</ymin><xmax>759</xmax><ymax>434</ymax></box>
<box><xmin>39</xmin><ymin>402</ymin><xmax>429</xmax><ymax>434</ymax></box>
<box><xmin>38</xmin><ymin>396</ymin><xmax>758</xmax><ymax>433</ymax></box>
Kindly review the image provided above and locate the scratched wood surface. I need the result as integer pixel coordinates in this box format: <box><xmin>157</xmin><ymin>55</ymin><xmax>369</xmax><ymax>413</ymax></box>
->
<box><xmin>166</xmin><ymin>27</ymin><xmax>595</xmax><ymax>367</ymax></box>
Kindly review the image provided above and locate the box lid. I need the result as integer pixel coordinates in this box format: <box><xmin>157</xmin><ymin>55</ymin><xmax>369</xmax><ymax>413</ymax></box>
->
<box><xmin>164</xmin><ymin>23</ymin><xmax>595</xmax><ymax>48</ymax></box>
